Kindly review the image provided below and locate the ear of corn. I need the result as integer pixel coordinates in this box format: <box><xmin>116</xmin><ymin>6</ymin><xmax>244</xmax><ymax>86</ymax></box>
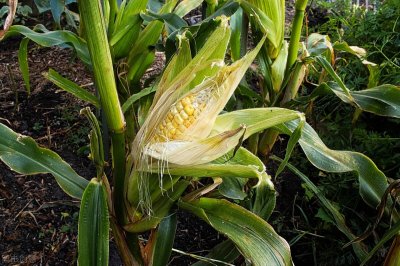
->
<box><xmin>132</xmin><ymin>35</ymin><xmax>266</xmax><ymax>169</ymax></box>
<box><xmin>132</xmin><ymin>18</ymin><xmax>232</xmax><ymax>156</ymax></box>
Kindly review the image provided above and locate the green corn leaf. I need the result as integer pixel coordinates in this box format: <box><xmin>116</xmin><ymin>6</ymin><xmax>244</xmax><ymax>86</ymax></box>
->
<box><xmin>179</xmin><ymin>198</ymin><xmax>292</xmax><ymax>266</ymax></box>
<box><xmin>110</xmin><ymin>0</ymin><xmax>148</xmax><ymax>59</ymax></box>
<box><xmin>121</xmin><ymin>86</ymin><xmax>157</xmax><ymax>113</ymax></box>
<box><xmin>127</xmin><ymin>0</ymin><xmax>178</xmax><ymax>84</ymax></box>
<box><xmin>319</xmin><ymin>82</ymin><xmax>400</xmax><ymax>118</ymax></box>
<box><xmin>219</xmin><ymin>176</ymin><xmax>248</xmax><ymax>200</ymax></box>
<box><xmin>78</xmin><ymin>178</ymin><xmax>109</xmax><ymax>266</ymax></box>
<box><xmin>275</xmin><ymin>116</ymin><xmax>304</xmax><ymax>178</ymax></box>
<box><xmin>246</xmin><ymin>0</ymin><xmax>284</xmax><ymax>43</ymax></box>
<box><xmin>80</xmin><ymin>108</ymin><xmax>104</xmax><ymax>178</ymax></box>
<box><xmin>276</xmin><ymin>120</ymin><xmax>389</xmax><ymax>209</ymax></box>
<box><xmin>271</xmin><ymin>40</ymin><xmax>288</xmax><ymax>92</ymax></box>
<box><xmin>1</xmin><ymin>25</ymin><xmax>91</xmax><ymax>65</ymax></box>
<box><xmin>44</xmin><ymin>69</ymin><xmax>100</xmax><ymax>108</ymax></box>
<box><xmin>148</xmin><ymin>213</ymin><xmax>178</xmax><ymax>266</ymax></box>
<box><xmin>141</xmin><ymin>10</ymin><xmax>188</xmax><ymax>34</ymax></box>
<box><xmin>18</xmin><ymin>38</ymin><xmax>30</xmax><ymax>95</ymax></box>
<box><xmin>333</xmin><ymin>41</ymin><xmax>366</xmax><ymax>58</ymax></box>
<box><xmin>174</xmin><ymin>0</ymin><xmax>204</xmax><ymax>17</ymax></box>
<box><xmin>230</xmin><ymin>8</ymin><xmax>244</xmax><ymax>61</ymax></box>
<box><xmin>252</xmin><ymin>172</ymin><xmax>276</xmax><ymax>220</ymax></box>
<box><xmin>314</xmin><ymin>56</ymin><xmax>352</xmax><ymax>99</ymax></box>
<box><xmin>275</xmin><ymin>157</ymin><xmax>368</xmax><ymax>261</ymax></box>
<box><xmin>0</xmin><ymin>123</ymin><xmax>88</xmax><ymax>199</ymax></box>
<box><xmin>239</xmin><ymin>0</ymin><xmax>279</xmax><ymax>50</ymax></box>
<box><xmin>306</xmin><ymin>33</ymin><xmax>333</xmax><ymax>59</ymax></box>
<box><xmin>34</xmin><ymin>0</ymin><xmax>76</xmax><ymax>13</ymax></box>
<box><xmin>203</xmin><ymin>1</ymin><xmax>240</xmax><ymax>23</ymax></box>
<box><xmin>213</xmin><ymin>108</ymin><xmax>303</xmax><ymax>139</ymax></box>
<box><xmin>50</xmin><ymin>0</ymin><xmax>65</xmax><ymax>27</ymax></box>
<box><xmin>148</xmin><ymin>0</ymin><xmax>164</xmax><ymax>13</ymax></box>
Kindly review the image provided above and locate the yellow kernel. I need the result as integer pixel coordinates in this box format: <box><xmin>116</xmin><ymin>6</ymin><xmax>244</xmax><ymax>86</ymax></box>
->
<box><xmin>172</xmin><ymin>119</ymin><xmax>179</xmax><ymax>128</ymax></box>
<box><xmin>184</xmin><ymin>120</ymin><xmax>191</xmax><ymax>128</ymax></box>
<box><xmin>179</xmin><ymin>110</ymin><xmax>188</xmax><ymax>120</ymax></box>
<box><xmin>167</xmin><ymin>113</ymin><xmax>174</xmax><ymax>120</ymax></box>
<box><xmin>174</xmin><ymin>115</ymin><xmax>184</xmax><ymax>125</ymax></box>
<box><xmin>166</xmin><ymin>122</ymin><xmax>174</xmax><ymax>130</ymax></box>
<box><xmin>179</xmin><ymin>124</ymin><xmax>186</xmax><ymax>132</ymax></box>
<box><xmin>168</xmin><ymin>128</ymin><xmax>176</xmax><ymax>137</ymax></box>
<box><xmin>184</xmin><ymin>105</ymin><xmax>194</xmax><ymax>116</ymax></box>
<box><xmin>176</xmin><ymin>101</ymin><xmax>183</xmax><ymax>111</ymax></box>
<box><xmin>171</xmin><ymin>106</ymin><xmax>179</xmax><ymax>116</ymax></box>
<box><xmin>181</xmin><ymin>97</ymin><xmax>191</xmax><ymax>107</ymax></box>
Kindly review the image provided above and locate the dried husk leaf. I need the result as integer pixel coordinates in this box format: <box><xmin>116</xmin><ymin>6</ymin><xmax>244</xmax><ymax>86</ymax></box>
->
<box><xmin>0</xmin><ymin>0</ymin><xmax>18</xmax><ymax>40</ymax></box>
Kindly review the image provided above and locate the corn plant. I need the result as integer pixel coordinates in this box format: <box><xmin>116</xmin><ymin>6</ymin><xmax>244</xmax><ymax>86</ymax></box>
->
<box><xmin>2</xmin><ymin>0</ymin><xmax>400</xmax><ymax>265</ymax></box>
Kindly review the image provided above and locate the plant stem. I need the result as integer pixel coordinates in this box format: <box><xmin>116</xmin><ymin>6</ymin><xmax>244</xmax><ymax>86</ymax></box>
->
<box><xmin>78</xmin><ymin>0</ymin><xmax>127</xmax><ymax>220</ymax></box>
<box><xmin>78</xmin><ymin>0</ymin><xmax>144</xmax><ymax>263</ymax></box>
<box><xmin>110</xmin><ymin>218</ymin><xmax>143</xmax><ymax>266</ymax></box>
<box><xmin>286</xmin><ymin>0</ymin><xmax>308</xmax><ymax>73</ymax></box>
<box><xmin>111</xmin><ymin>132</ymin><xmax>127</xmax><ymax>223</ymax></box>
<box><xmin>77</xmin><ymin>0</ymin><xmax>125</xmax><ymax>134</ymax></box>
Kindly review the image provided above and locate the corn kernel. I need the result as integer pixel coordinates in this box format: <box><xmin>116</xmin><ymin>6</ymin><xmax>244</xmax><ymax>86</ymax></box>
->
<box><xmin>176</xmin><ymin>101</ymin><xmax>183</xmax><ymax>111</ymax></box>
<box><xmin>174</xmin><ymin>114</ymin><xmax>184</xmax><ymax>125</ymax></box>
<box><xmin>179</xmin><ymin>110</ymin><xmax>189</xmax><ymax>120</ymax></box>
<box><xmin>181</xmin><ymin>97</ymin><xmax>191</xmax><ymax>107</ymax></box>
<box><xmin>184</xmin><ymin>105</ymin><xmax>194</xmax><ymax>116</ymax></box>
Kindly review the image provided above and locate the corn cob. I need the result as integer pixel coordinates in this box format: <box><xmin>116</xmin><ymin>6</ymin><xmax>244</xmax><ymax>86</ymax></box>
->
<box><xmin>151</xmin><ymin>89</ymin><xmax>211</xmax><ymax>143</ymax></box>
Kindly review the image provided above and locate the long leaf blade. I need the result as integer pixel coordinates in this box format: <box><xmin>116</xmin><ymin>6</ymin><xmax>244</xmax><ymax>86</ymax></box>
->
<box><xmin>2</xmin><ymin>25</ymin><xmax>91</xmax><ymax>65</ymax></box>
<box><xmin>0</xmin><ymin>123</ymin><xmax>88</xmax><ymax>199</ymax></box>
<box><xmin>148</xmin><ymin>213</ymin><xmax>177</xmax><ymax>266</ymax></box>
<box><xmin>322</xmin><ymin>82</ymin><xmax>400</xmax><ymax>118</ymax></box>
<box><xmin>44</xmin><ymin>69</ymin><xmax>100</xmax><ymax>108</ymax></box>
<box><xmin>180</xmin><ymin>198</ymin><xmax>292</xmax><ymax>266</ymax></box>
<box><xmin>276</xmin><ymin>120</ymin><xmax>389</xmax><ymax>209</ymax></box>
<box><xmin>18</xmin><ymin>38</ymin><xmax>30</xmax><ymax>94</ymax></box>
<box><xmin>78</xmin><ymin>178</ymin><xmax>109</xmax><ymax>266</ymax></box>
